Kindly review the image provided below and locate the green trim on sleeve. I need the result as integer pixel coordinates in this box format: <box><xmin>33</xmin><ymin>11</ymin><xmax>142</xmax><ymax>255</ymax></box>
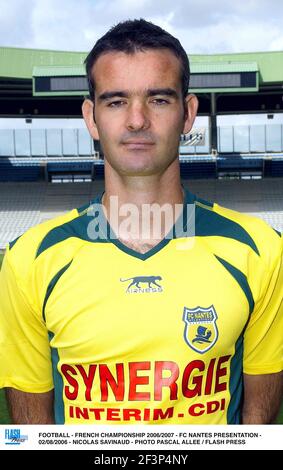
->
<box><xmin>42</xmin><ymin>259</ymin><xmax>73</xmax><ymax>322</ymax></box>
<box><xmin>227</xmin><ymin>334</ymin><xmax>244</xmax><ymax>424</ymax></box>
<box><xmin>196</xmin><ymin>205</ymin><xmax>260</xmax><ymax>256</ymax></box>
<box><xmin>214</xmin><ymin>255</ymin><xmax>255</xmax><ymax>314</ymax></box>
<box><xmin>48</xmin><ymin>331</ymin><xmax>65</xmax><ymax>424</ymax></box>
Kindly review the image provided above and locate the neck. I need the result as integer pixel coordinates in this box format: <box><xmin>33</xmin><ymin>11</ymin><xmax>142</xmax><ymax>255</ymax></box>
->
<box><xmin>103</xmin><ymin>158</ymin><xmax>183</xmax><ymax>208</ymax></box>
<box><xmin>101</xmin><ymin>160</ymin><xmax>185</xmax><ymax>253</ymax></box>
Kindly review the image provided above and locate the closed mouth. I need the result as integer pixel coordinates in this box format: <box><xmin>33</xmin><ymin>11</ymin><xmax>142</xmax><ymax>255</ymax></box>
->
<box><xmin>122</xmin><ymin>141</ymin><xmax>154</xmax><ymax>146</ymax></box>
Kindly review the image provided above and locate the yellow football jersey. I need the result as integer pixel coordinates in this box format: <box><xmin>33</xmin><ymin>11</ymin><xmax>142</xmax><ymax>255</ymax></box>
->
<box><xmin>0</xmin><ymin>189</ymin><xmax>282</xmax><ymax>424</ymax></box>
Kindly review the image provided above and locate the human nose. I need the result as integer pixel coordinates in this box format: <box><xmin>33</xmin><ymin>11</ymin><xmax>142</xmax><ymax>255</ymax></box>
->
<box><xmin>126</xmin><ymin>101</ymin><xmax>150</xmax><ymax>131</ymax></box>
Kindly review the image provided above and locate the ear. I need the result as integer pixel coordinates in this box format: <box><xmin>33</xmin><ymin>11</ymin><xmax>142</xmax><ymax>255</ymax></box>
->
<box><xmin>182</xmin><ymin>93</ymin><xmax>199</xmax><ymax>135</ymax></box>
<box><xmin>82</xmin><ymin>98</ymin><xmax>99</xmax><ymax>140</ymax></box>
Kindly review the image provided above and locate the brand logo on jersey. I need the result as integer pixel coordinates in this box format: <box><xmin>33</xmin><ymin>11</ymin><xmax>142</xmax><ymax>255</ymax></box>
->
<box><xmin>183</xmin><ymin>305</ymin><xmax>219</xmax><ymax>354</ymax></box>
<box><xmin>120</xmin><ymin>275</ymin><xmax>163</xmax><ymax>293</ymax></box>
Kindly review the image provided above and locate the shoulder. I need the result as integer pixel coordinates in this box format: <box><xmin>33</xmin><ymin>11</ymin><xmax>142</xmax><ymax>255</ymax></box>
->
<box><xmin>213</xmin><ymin>201</ymin><xmax>282</xmax><ymax>261</ymax></box>
<box><xmin>193</xmin><ymin>192</ymin><xmax>282</xmax><ymax>266</ymax></box>
<box><xmin>5</xmin><ymin>207</ymin><xmax>80</xmax><ymax>280</ymax></box>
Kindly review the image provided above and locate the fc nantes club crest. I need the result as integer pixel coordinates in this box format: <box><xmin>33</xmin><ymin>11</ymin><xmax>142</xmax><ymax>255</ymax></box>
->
<box><xmin>183</xmin><ymin>305</ymin><xmax>219</xmax><ymax>354</ymax></box>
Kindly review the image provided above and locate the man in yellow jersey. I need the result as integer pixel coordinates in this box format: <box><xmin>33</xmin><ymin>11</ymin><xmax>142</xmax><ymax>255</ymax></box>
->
<box><xmin>0</xmin><ymin>19</ymin><xmax>282</xmax><ymax>424</ymax></box>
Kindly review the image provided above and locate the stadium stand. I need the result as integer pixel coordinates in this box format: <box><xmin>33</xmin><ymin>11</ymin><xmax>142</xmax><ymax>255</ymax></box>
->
<box><xmin>0</xmin><ymin>182</ymin><xmax>43</xmax><ymax>248</ymax></box>
<box><xmin>180</xmin><ymin>157</ymin><xmax>217</xmax><ymax>179</ymax></box>
<box><xmin>0</xmin><ymin>157</ymin><xmax>44</xmax><ymax>181</ymax></box>
<box><xmin>0</xmin><ymin>178</ymin><xmax>282</xmax><ymax>250</ymax></box>
<box><xmin>264</xmin><ymin>157</ymin><xmax>283</xmax><ymax>177</ymax></box>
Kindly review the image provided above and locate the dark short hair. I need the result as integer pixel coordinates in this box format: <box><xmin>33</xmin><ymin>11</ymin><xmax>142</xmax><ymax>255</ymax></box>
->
<box><xmin>84</xmin><ymin>18</ymin><xmax>190</xmax><ymax>100</ymax></box>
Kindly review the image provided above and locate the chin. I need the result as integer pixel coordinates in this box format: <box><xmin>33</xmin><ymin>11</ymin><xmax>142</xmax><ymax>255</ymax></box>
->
<box><xmin>117</xmin><ymin>153</ymin><xmax>161</xmax><ymax>176</ymax></box>
<box><xmin>105</xmin><ymin>149</ymin><xmax>176</xmax><ymax>176</ymax></box>
<box><xmin>120</xmin><ymin>165</ymin><xmax>159</xmax><ymax>177</ymax></box>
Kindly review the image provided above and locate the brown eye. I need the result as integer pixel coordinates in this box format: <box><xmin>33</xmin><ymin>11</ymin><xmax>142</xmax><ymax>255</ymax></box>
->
<box><xmin>151</xmin><ymin>99</ymin><xmax>169</xmax><ymax>105</ymax></box>
<box><xmin>108</xmin><ymin>101</ymin><xmax>126</xmax><ymax>107</ymax></box>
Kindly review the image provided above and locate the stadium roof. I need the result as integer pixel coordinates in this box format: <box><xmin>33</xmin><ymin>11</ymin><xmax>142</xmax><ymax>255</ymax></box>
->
<box><xmin>0</xmin><ymin>47</ymin><xmax>282</xmax><ymax>117</ymax></box>
<box><xmin>0</xmin><ymin>46</ymin><xmax>282</xmax><ymax>83</ymax></box>
<box><xmin>0</xmin><ymin>47</ymin><xmax>86</xmax><ymax>79</ymax></box>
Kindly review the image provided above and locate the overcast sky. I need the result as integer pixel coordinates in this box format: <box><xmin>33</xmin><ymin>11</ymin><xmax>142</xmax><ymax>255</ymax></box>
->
<box><xmin>1</xmin><ymin>0</ymin><xmax>283</xmax><ymax>54</ymax></box>
<box><xmin>1</xmin><ymin>0</ymin><xmax>282</xmax><ymax>128</ymax></box>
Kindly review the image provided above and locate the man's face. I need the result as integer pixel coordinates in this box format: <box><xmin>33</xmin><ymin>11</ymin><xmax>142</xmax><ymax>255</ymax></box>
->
<box><xmin>84</xmin><ymin>49</ymin><xmax>197</xmax><ymax>176</ymax></box>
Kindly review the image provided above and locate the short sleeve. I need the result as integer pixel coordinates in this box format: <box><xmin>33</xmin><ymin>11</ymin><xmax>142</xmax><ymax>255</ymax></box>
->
<box><xmin>243</xmin><ymin>239</ymin><xmax>283</xmax><ymax>374</ymax></box>
<box><xmin>0</xmin><ymin>248</ymin><xmax>53</xmax><ymax>392</ymax></box>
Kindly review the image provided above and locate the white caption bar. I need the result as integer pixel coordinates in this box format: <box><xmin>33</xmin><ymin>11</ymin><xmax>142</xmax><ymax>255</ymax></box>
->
<box><xmin>0</xmin><ymin>425</ymin><xmax>283</xmax><ymax>450</ymax></box>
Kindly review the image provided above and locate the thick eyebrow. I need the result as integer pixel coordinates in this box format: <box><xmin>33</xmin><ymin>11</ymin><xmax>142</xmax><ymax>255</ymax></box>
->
<box><xmin>147</xmin><ymin>88</ymin><xmax>178</xmax><ymax>98</ymax></box>
<box><xmin>98</xmin><ymin>91</ymin><xmax>128</xmax><ymax>101</ymax></box>
<box><xmin>98</xmin><ymin>88</ymin><xmax>179</xmax><ymax>101</ymax></box>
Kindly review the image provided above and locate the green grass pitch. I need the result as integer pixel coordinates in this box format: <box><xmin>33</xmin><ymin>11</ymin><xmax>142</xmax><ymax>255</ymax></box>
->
<box><xmin>0</xmin><ymin>253</ymin><xmax>11</xmax><ymax>423</ymax></box>
<box><xmin>0</xmin><ymin>251</ymin><xmax>282</xmax><ymax>424</ymax></box>
<box><xmin>0</xmin><ymin>389</ymin><xmax>10</xmax><ymax>424</ymax></box>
